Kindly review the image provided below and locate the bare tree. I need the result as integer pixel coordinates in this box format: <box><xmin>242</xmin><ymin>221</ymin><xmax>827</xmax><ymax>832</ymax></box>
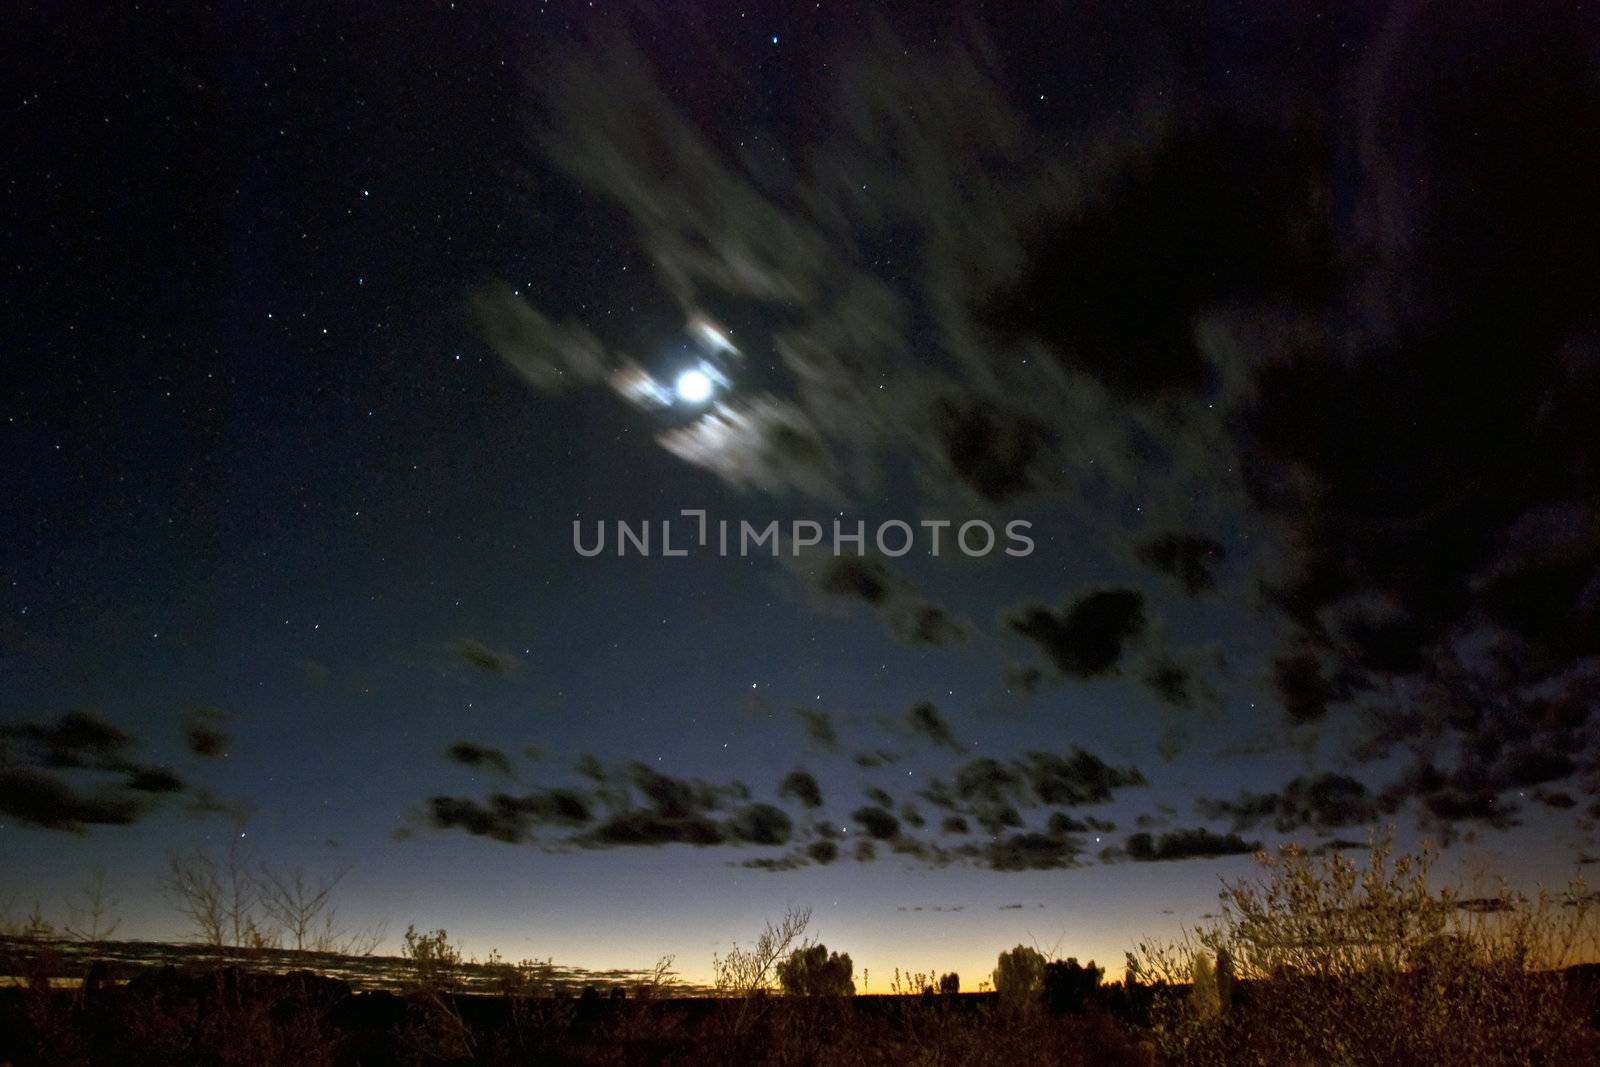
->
<box><xmin>256</xmin><ymin>863</ymin><xmax>387</xmax><ymax>955</ymax></box>
<box><xmin>65</xmin><ymin>865</ymin><xmax>122</xmax><ymax>943</ymax></box>
<box><xmin>257</xmin><ymin>864</ymin><xmax>343</xmax><ymax>951</ymax></box>
<box><xmin>713</xmin><ymin>904</ymin><xmax>813</xmax><ymax>998</ymax></box>
<box><xmin>160</xmin><ymin>841</ymin><xmax>268</xmax><ymax>947</ymax></box>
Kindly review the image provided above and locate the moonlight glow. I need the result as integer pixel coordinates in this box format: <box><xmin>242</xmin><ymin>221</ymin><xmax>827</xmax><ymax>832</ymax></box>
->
<box><xmin>675</xmin><ymin>367</ymin><xmax>714</xmax><ymax>404</ymax></box>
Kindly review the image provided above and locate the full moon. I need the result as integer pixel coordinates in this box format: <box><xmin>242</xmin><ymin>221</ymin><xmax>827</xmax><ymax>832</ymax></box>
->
<box><xmin>675</xmin><ymin>367</ymin><xmax>714</xmax><ymax>404</ymax></box>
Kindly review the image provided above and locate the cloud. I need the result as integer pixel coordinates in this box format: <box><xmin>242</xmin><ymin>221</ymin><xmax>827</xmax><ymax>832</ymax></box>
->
<box><xmin>1137</xmin><ymin>534</ymin><xmax>1226</xmax><ymax>595</ymax></box>
<box><xmin>0</xmin><ymin>711</ymin><xmax>190</xmax><ymax>832</ymax></box>
<box><xmin>805</xmin><ymin>554</ymin><xmax>970</xmax><ymax>648</ymax></box>
<box><xmin>1003</xmin><ymin>664</ymin><xmax>1044</xmax><ymax>697</ymax></box>
<box><xmin>905</xmin><ymin>702</ymin><xmax>962</xmax><ymax>751</ymax></box>
<box><xmin>469</xmin><ymin>9</ymin><xmax>1600</xmax><ymax>846</ymax></box>
<box><xmin>975</xmin><ymin>832</ymin><xmax>1086</xmax><ymax>872</ymax></box>
<box><xmin>816</xmin><ymin>555</ymin><xmax>894</xmax><ymax>605</ymax></box>
<box><xmin>2</xmin><ymin>710</ymin><xmax>134</xmax><ymax>767</ymax></box>
<box><xmin>1116</xmin><ymin>828</ymin><xmax>1260</xmax><ymax>863</ymax></box>
<box><xmin>928</xmin><ymin>398</ymin><xmax>1049</xmax><ymax>504</ymax></box>
<box><xmin>926</xmin><ymin>749</ymin><xmax>1146</xmax><ymax>824</ymax></box>
<box><xmin>453</xmin><ymin>639</ymin><xmax>520</xmax><ymax>675</ymax></box>
<box><xmin>851</xmin><ymin>805</ymin><xmax>901</xmax><ymax>840</ymax></box>
<box><xmin>796</xmin><ymin>708</ymin><xmax>839</xmax><ymax>749</ymax></box>
<box><xmin>1198</xmin><ymin>773</ymin><xmax>1381</xmax><ymax>834</ymax></box>
<box><xmin>428</xmin><ymin>788</ymin><xmax>594</xmax><ymax>844</ymax></box>
<box><xmin>1008</xmin><ymin>590</ymin><xmax>1146</xmax><ymax>679</ymax></box>
<box><xmin>470</xmin><ymin>281</ymin><xmax>610</xmax><ymax>393</ymax></box>
<box><xmin>807</xmin><ymin>840</ymin><xmax>840</xmax><ymax>865</ymax></box>
<box><xmin>725</xmin><ymin>804</ymin><xmax>794</xmax><ymax>846</ymax></box>
<box><xmin>0</xmin><ymin>770</ymin><xmax>148</xmax><ymax>833</ymax></box>
<box><xmin>183</xmin><ymin>709</ymin><xmax>231</xmax><ymax>759</ymax></box>
<box><xmin>1272</xmin><ymin>654</ymin><xmax>1355</xmax><ymax>726</ymax></box>
<box><xmin>445</xmin><ymin>741</ymin><xmax>514</xmax><ymax>777</ymax></box>
<box><xmin>1141</xmin><ymin>658</ymin><xmax>1192</xmax><ymax>708</ymax></box>
<box><xmin>778</xmin><ymin>770</ymin><xmax>823</xmax><ymax>809</ymax></box>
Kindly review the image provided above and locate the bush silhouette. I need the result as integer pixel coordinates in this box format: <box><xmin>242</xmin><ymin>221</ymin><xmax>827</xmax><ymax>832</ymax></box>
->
<box><xmin>938</xmin><ymin>971</ymin><xmax>960</xmax><ymax>995</ymax></box>
<box><xmin>992</xmin><ymin>944</ymin><xmax>1046</xmax><ymax>1008</ymax></box>
<box><xmin>776</xmin><ymin>943</ymin><xmax>855</xmax><ymax>996</ymax></box>
<box><xmin>1042</xmin><ymin>957</ymin><xmax>1103</xmax><ymax>1015</ymax></box>
<box><xmin>1133</xmin><ymin>834</ymin><xmax>1600</xmax><ymax>1064</ymax></box>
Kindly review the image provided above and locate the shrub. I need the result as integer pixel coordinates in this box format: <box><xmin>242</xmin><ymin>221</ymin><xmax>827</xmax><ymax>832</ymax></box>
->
<box><xmin>1134</xmin><ymin>834</ymin><xmax>1600</xmax><ymax>1065</ymax></box>
<box><xmin>776</xmin><ymin>942</ymin><xmax>855</xmax><ymax>996</ymax></box>
<box><xmin>993</xmin><ymin>944</ymin><xmax>1046</xmax><ymax>1009</ymax></box>
<box><xmin>1042</xmin><ymin>957</ymin><xmax>1103</xmax><ymax>1015</ymax></box>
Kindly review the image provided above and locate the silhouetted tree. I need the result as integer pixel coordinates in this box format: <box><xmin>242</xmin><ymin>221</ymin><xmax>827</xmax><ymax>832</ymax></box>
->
<box><xmin>1190</xmin><ymin>949</ymin><xmax>1220</xmax><ymax>1019</ymax></box>
<box><xmin>1214</xmin><ymin>946</ymin><xmax>1234</xmax><ymax>1012</ymax></box>
<box><xmin>1042</xmin><ymin>957</ymin><xmax>1103</xmax><ymax>1015</ymax></box>
<box><xmin>776</xmin><ymin>942</ymin><xmax>855</xmax><ymax>996</ymax></box>
<box><xmin>159</xmin><ymin>842</ymin><xmax>270</xmax><ymax>947</ymax></box>
<box><xmin>939</xmin><ymin>971</ymin><xmax>960</xmax><ymax>994</ymax></box>
<box><xmin>992</xmin><ymin>944</ymin><xmax>1046</xmax><ymax>1008</ymax></box>
<box><xmin>65</xmin><ymin>865</ymin><xmax>121</xmax><ymax>942</ymax></box>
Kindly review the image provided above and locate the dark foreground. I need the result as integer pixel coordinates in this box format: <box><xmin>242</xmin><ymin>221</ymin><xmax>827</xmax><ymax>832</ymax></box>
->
<box><xmin>5</xmin><ymin>964</ymin><xmax>1600</xmax><ymax>1066</ymax></box>
<box><xmin>2</xmin><ymin>967</ymin><xmax>1149</xmax><ymax>1067</ymax></box>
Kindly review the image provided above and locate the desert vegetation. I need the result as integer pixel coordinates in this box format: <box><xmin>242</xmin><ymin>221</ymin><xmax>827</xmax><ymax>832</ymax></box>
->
<box><xmin>2</xmin><ymin>837</ymin><xmax>1599</xmax><ymax>1065</ymax></box>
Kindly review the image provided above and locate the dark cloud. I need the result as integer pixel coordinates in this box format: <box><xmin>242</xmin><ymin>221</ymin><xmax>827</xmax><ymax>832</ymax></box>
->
<box><xmin>581</xmin><ymin>810</ymin><xmax>725</xmax><ymax>848</ymax></box>
<box><xmin>796</xmin><ymin>708</ymin><xmax>839</xmax><ymax>749</ymax></box>
<box><xmin>183</xmin><ymin>709</ymin><xmax>231</xmax><ymax>759</ymax></box>
<box><xmin>973</xmin><ymin>106</ymin><xmax>1332</xmax><ymax>403</ymax></box>
<box><xmin>428</xmin><ymin>787</ymin><xmax>595</xmax><ymax>844</ymax></box>
<box><xmin>1022</xmin><ymin>749</ymin><xmax>1147</xmax><ymax>806</ymax></box>
<box><xmin>1003</xmin><ymin>664</ymin><xmax>1044</xmax><ymax>697</ymax></box>
<box><xmin>125</xmin><ymin>768</ymin><xmax>185</xmax><ymax>794</ymax></box>
<box><xmin>1137</xmin><ymin>534</ymin><xmax>1226</xmax><ymax>595</ymax></box>
<box><xmin>453</xmin><ymin>638</ymin><xmax>520</xmax><ymax>675</ymax></box>
<box><xmin>1226</xmin><ymin>6</ymin><xmax>1600</xmax><ymax>831</ymax></box>
<box><xmin>975</xmin><ymin>804</ymin><xmax>1023</xmax><ymax>835</ymax></box>
<box><xmin>973</xmin><ymin>832</ymin><xmax>1085</xmax><ymax>872</ymax></box>
<box><xmin>490</xmin><ymin>12</ymin><xmax>1600</xmax><ymax>845</ymax></box>
<box><xmin>1272</xmin><ymin>654</ymin><xmax>1355</xmax><ymax>726</ymax></box>
<box><xmin>184</xmin><ymin>789</ymin><xmax>255</xmax><ymax>827</ymax></box>
<box><xmin>1009</xmin><ymin>590</ymin><xmax>1146</xmax><ymax>679</ymax></box>
<box><xmin>807</xmin><ymin>840</ymin><xmax>840</xmax><ymax>865</ymax></box>
<box><xmin>0</xmin><ymin>770</ymin><xmax>147</xmax><ymax>834</ymax></box>
<box><xmin>778</xmin><ymin>770</ymin><xmax>823</xmax><ymax>809</ymax></box>
<box><xmin>929</xmin><ymin>397</ymin><xmax>1048</xmax><ymax>504</ymax></box>
<box><xmin>1198</xmin><ymin>773</ymin><xmax>1380</xmax><ymax>834</ymax></box>
<box><xmin>906</xmin><ymin>701</ymin><xmax>961</xmax><ymax>751</ymax></box>
<box><xmin>445</xmin><ymin>741</ymin><xmax>515</xmax><ymax>777</ymax></box>
<box><xmin>807</xmin><ymin>555</ymin><xmax>970</xmax><ymax>648</ymax></box>
<box><xmin>0</xmin><ymin>711</ymin><xmax>189</xmax><ymax>832</ymax></box>
<box><xmin>1119</xmin><ymin>828</ymin><xmax>1260</xmax><ymax>863</ymax></box>
<box><xmin>851</xmin><ymin>805</ymin><xmax>901</xmax><ymax>840</ymax></box>
<box><xmin>888</xmin><ymin>601</ymin><xmax>969</xmax><ymax>648</ymax></box>
<box><xmin>725</xmin><ymin>804</ymin><xmax>794</xmax><ymax>846</ymax></box>
<box><xmin>1535</xmin><ymin>790</ymin><xmax>1577</xmax><ymax>810</ymax></box>
<box><xmin>1141</xmin><ymin>658</ymin><xmax>1192</xmax><ymax>707</ymax></box>
<box><xmin>2</xmin><ymin>710</ymin><xmax>134</xmax><ymax>768</ymax></box>
<box><xmin>853</xmin><ymin>750</ymin><xmax>894</xmax><ymax>769</ymax></box>
<box><xmin>816</xmin><ymin>555</ymin><xmax>893</xmax><ymax>605</ymax></box>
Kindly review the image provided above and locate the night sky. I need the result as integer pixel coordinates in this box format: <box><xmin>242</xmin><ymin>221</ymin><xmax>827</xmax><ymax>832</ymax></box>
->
<box><xmin>5</xmin><ymin>2</ymin><xmax>1600</xmax><ymax>986</ymax></box>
